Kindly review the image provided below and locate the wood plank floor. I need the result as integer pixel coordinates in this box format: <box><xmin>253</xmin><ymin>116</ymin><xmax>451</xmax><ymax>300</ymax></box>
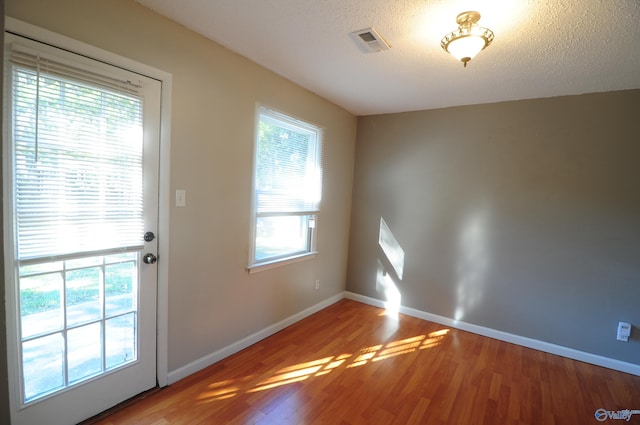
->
<box><xmin>88</xmin><ymin>299</ymin><xmax>640</xmax><ymax>425</ymax></box>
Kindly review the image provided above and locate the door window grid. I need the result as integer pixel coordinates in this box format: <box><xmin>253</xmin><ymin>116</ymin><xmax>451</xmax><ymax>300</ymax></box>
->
<box><xmin>19</xmin><ymin>253</ymin><xmax>139</xmax><ymax>402</ymax></box>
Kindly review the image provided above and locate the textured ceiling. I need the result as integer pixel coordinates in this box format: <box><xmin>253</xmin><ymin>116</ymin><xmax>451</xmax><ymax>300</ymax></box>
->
<box><xmin>136</xmin><ymin>0</ymin><xmax>640</xmax><ymax>116</ymax></box>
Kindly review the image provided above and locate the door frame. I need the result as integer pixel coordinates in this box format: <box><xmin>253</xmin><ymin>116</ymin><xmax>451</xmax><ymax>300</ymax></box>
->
<box><xmin>3</xmin><ymin>16</ymin><xmax>172</xmax><ymax>413</ymax></box>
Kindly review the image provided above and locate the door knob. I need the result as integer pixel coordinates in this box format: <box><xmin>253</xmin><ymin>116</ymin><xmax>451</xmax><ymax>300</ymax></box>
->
<box><xmin>143</xmin><ymin>253</ymin><xmax>157</xmax><ymax>264</ymax></box>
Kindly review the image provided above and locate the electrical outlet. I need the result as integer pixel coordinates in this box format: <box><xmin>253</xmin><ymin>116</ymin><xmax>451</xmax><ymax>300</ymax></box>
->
<box><xmin>315</xmin><ymin>280</ymin><xmax>320</xmax><ymax>290</ymax></box>
<box><xmin>617</xmin><ymin>322</ymin><xmax>631</xmax><ymax>342</ymax></box>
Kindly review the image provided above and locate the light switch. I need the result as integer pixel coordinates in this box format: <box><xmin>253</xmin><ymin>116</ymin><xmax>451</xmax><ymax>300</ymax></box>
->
<box><xmin>175</xmin><ymin>189</ymin><xmax>186</xmax><ymax>207</ymax></box>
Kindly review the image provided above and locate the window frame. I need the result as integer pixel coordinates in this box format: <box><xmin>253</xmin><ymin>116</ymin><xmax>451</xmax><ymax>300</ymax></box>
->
<box><xmin>248</xmin><ymin>105</ymin><xmax>322</xmax><ymax>273</ymax></box>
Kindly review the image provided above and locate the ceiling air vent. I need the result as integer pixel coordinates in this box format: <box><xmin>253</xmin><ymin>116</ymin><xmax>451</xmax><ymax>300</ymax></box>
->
<box><xmin>350</xmin><ymin>27</ymin><xmax>391</xmax><ymax>53</ymax></box>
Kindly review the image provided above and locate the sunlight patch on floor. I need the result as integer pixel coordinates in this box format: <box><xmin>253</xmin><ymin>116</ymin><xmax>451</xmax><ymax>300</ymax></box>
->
<box><xmin>195</xmin><ymin>329</ymin><xmax>450</xmax><ymax>404</ymax></box>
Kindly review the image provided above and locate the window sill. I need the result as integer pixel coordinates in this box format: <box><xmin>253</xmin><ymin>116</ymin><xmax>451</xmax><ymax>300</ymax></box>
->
<box><xmin>247</xmin><ymin>252</ymin><xmax>317</xmax><ymax>274</ymax></box>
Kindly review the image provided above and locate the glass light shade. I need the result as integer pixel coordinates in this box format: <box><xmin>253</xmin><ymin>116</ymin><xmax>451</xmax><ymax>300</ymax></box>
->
<box><xmin>446</xmin><ymin>35</ymin><xmax>486</xmax><ymax>62</ymax></box>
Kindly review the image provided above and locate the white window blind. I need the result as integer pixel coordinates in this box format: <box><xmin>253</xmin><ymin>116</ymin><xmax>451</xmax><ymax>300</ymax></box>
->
<box><xmin>250</xmin><ymin>106</ymin><xmax>323</xmax><ymax>268</ymax></box>
<box><xmin>9</xmin><ymin>46</ymin><xmax>145</xmax><ymax>261</ymax></box>
<box><xmin>255</xmin><ymin>108</ymin><xmax>322</xmax><ymax>216</ymax></box>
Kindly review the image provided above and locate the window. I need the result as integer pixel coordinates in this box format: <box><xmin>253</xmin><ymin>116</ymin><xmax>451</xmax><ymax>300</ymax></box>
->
<box><xmin>10</xmin><ymin>51</ymin><xmax>145</xmax><ymax>262</ymax></box>
<box><xmin>5</xmin><ymin>36</ymin><xmax>160</xmax><ymax>409</ymax></box>
<box><xmin>249</xmin><ymin>106</ymin><xmax>322</xmax><ymax>270</ymax></box>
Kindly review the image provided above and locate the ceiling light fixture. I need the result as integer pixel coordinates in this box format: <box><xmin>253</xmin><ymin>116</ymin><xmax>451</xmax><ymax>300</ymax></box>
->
<box><xmin>441</xmin><ymin>11</ymin><xmax>494</xmax><ymax>67</ymax></box>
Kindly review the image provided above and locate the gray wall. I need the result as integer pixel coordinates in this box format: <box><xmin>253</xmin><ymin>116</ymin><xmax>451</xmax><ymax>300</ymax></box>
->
<box><xmin>347</xmin><ymin>90</ymin><xmax>640</xmax><ymax>364</ymax></box>
<box><xmin>6</xmin><ymin>0</ymin><xmax>356</xmax><ymax>377</ymax></box>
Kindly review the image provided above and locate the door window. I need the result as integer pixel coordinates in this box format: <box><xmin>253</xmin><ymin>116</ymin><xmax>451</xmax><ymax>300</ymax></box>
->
<box><xmin>5</xmin><ymin>32</ymin><xmax>159</xmax><ymax>423</ymax></box>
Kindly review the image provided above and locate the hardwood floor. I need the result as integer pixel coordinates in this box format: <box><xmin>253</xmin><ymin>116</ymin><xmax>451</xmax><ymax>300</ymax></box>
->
<box><xmin>89</xmin><ymin>299</ymin><xmax>640</xmax><ymax>425</ymax></box>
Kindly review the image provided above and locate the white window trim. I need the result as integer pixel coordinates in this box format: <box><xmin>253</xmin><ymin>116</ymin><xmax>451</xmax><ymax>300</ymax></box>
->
<box><xmin>247</xmin><ymin>104</ymin><xmax>322</xmax><ymax>273</ymax></box>
<box><xmin>247</xmin><ymin>251</ymin><xmax>318</xmax><ymax>274</ymax></box>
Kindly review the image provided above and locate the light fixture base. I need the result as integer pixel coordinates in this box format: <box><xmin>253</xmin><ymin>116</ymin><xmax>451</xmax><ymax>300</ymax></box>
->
<box><xmin>455</xmin><ymin>11</ymin><xmax>481</xmax><ymax>26</ymax></box>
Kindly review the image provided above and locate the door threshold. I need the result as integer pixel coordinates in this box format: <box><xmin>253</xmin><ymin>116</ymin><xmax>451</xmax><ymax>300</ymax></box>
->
<box><xmin>78</xmin><ymin>386</ymin><xmax>162</xmax><ymax>424</ymax></box>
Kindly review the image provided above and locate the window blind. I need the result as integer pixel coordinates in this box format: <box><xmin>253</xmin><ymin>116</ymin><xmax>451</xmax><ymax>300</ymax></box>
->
<box><xmin>10</xmin><ymin>46</ymin><xmax>145</xmax><ymax>261</ymax></box>
<box><xmin>255</xmin><ymin>107</ymin><xmax>322</xmax><ymax>216</ymax></box>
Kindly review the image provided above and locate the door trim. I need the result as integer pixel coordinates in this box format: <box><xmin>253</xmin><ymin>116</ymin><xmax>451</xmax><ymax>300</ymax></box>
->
<box><xmin>4</xmin><ymin>16</ymin><xmax>172</xmax><ymax>404</ymax></box>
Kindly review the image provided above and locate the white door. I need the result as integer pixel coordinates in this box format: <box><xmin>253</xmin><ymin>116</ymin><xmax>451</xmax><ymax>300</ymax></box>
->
<box><xmin>4</xmin><ymin>33</ymin><xmax>161</xmax><ymax>425</ymax></box>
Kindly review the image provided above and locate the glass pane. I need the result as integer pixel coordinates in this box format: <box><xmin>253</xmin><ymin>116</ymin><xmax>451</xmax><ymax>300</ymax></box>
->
<box><xmin>19</xmin><ymin>261</ymin><xmax>63</xmax><ymax>276</ymax></box>
<box><xmin>105</xmin><ymin>313</ymin><xmax>136</xmax><ymax>370</ymax></box>
<box><xmin>23</xmin><ymin>333</ymin><xmax>64</xmax><ymax>401</ymax></box>
<box><xmin>255</xmin><ymin>112</ymin><xmax>321</xmax><ymax>214</ymax></box>
<box><xmin>11</xmin><ymin>54</ymin><xmax>151</xmax><ymax>406</ymax></box>
<box><xmin>66</xmin><ymin>267</ymin><xmax>102</xmax><ymax>326</ymax></box>
<box><xmin>255</xmin><ymin>215</ymin><xmax>309</xmax><ymax>261</ymax></box>
<box><xmin>20</xmin><ymin>272</ymin><xmax>63</xmax><ymax>338</ymax></box>
<box><xmin>105</xmin><ymin>261</ymin><xmax>137</xmax><ymax>316</ymax></box>
<box><xmin>66</xmin><ymin>256</ymin><xmax>104</xmax><ymax>269</ymax></box>
<box><xmin>68</xmin><ymin>323</ymin><xmax>102</xmax><ymax>384</ymax></box>
<box><xmin>13</xmin><ymin>67</ymin><xmax>144</xmax><ymax>261</ymax></box>
<box><xmin>105</xmin><ymin>252</ymin><xmax>137</xmax><ymax>264</ymax></box>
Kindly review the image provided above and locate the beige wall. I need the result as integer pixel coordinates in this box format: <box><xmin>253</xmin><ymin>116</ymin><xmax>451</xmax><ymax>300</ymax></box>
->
<box><xmin>6</xmin><ymin>0</ymin><xmax>356</xmax><ymax>373</ymax></box>
<box><xmin>348</xmin><ymin>90</ymin><xmax>640</xmax><ymax>364</ymax></box>
<box><xmin>6</xmin><ymin>1</ymin><xmax>638</xmax><ymax>402</ymax></box>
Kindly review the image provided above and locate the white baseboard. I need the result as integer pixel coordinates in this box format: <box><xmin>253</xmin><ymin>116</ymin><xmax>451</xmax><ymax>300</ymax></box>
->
<box><xmin>168</xmin><ymin>291</ymin><xmax>639</xmax><ymax>385</ymax></box>
<box><xmin>167</xmin><ymin>293</ymin><xmax>344</xmax><ymax>384</ymax></box>
<box><xmin>344</xmin><ymin>291</ymin><xmax>640</xmax><ymax>377</ymax></box>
